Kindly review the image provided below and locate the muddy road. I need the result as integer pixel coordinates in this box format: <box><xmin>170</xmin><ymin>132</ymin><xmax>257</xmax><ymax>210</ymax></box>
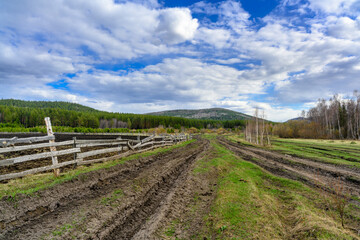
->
<box><xmin>2</xmin><ymin>135</ymin><xmax>359</xmax><ymax>239</ymax></box>
<box><xmin>218</xmin><ymin>137</ymin><xmax>360</xmax><ymax>198</ymax></box>
<box><xmin>0</xmin><ymin>138</ymin><xmax>214</xmax><ymax>240</ymax></box>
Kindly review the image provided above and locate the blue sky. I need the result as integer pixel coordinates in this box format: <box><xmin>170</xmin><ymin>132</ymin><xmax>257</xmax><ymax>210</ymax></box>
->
<box><xmin>1</xmin><ymin>0</ymin><xmax>360</xmax><ymax>121</ymax></box>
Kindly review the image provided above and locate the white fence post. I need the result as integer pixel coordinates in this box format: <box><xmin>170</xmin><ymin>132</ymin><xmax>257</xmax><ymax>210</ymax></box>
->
<box><xmin>73</xmin><ymin>137</ymin><xmax>79</xmax><ymax>168</ymax></box>
<box><xmin>44</xmin><ymin>117</ymin><xmax>60</xmax><ymax>177</ymax></box>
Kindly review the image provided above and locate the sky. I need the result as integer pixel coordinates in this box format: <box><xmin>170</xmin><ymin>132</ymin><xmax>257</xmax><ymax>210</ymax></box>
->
<box><xmin>1</xmin><ymin>0</ymin><xmax>360</xmax><ymax>122</ymax></box>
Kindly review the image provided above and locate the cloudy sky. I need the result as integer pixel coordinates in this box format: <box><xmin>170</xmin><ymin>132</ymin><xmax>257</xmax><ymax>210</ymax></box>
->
<box><xmin>1</xmin><ymin>0</ymin><xmax>360</xmax><ymax>121</ymax></box>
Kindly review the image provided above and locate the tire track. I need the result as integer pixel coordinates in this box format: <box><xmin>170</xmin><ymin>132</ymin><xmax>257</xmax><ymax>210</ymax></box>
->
<box><xmin>0</xmin><ymin>139</ymin><xmax>208</xmax><ymax>240</ymax></box>
<box><xmin>218</xmin><ymin>137</ymin><xmax>360</xmax><ymax>197</ymax></box>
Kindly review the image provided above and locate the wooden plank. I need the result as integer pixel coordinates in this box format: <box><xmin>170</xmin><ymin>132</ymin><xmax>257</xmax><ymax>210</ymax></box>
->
<box><xmin>78</xmin><ymin>143</ymin><xmax>171</xmax><ymax>166</ymax></box>
<box><xmin>127</xmin><ymin>141</ymin><xmax>134</xmax><ymax>150</ymax></box>
<box><xmin>52</xmin><ymin>132</ymin><xmax>150</xmax><ymax>136</ymax></box>
<box><xmin>45</xmin><ymin>117</ymin><xmax>60</xmax><ymax>177</ymax></box>
<box><xmin>154</xmin><ymin>141</ymin><xmax>172</xmax><ymax>145</ymax></box>
<box><xmin>141</xmin><ymin>134</ymin><xmax>155</xmax><ymax>143</ymax></box>
<box><xmin>72</xmin><ymin>137</ymin><xmax>79</xmax><ymax>168</ymax></box>
<box><xmin>75</xmin><ymin>139</ymin><xmax>125</xmax><ymax>144</ymax></box>
<box><xmin>0</xmin><ymin>160</ymin><xmax>79</xmax><ymax>181</ymax></box>
<box><xmin>78</xmin><ymin>151</ymin><xmax>132</xmax><ymax>165</ymax></box>
<box><xmin>0</xmin><ymin>148</ymin><xmax>81</xmax><ymax>167</ymax></box>
<box><xmin>76</xmin><ymin>141</ymin><xmax>127</xmax><ymax>148</ymax></box>
<box><xmin>77</xmin><ymin>147</ymin><xmax>122</xmax><ymax>159</ymax></box>
<box><xmin>136</xmin><ymin>141</ymin><xmax>154</xmax><ymax>149</ymax></box>
<box><xmin>133</xmin><ymin>135</ymin><xmax>155</xmax><ymax>149</ymax></box>
<box><xmin>0</xmin><ymin>140</ymin><xmax>74</xmax><ymax>154</ymax></box>
<box><xmin>0</xmin><ymin>135</ymin><xmax>55</xmax><ymax>147</ymax></box>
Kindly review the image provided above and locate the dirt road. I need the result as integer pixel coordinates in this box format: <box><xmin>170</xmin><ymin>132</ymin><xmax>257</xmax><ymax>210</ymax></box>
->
<box><xmin>0</xmin><ymin>138</ymin><xmax>213</xmax><ymax>240</ymax></box>
<box><xmin>218</xmin><ymin>137</ymin><xmax>360</xmax><ymax>198</ymax></box>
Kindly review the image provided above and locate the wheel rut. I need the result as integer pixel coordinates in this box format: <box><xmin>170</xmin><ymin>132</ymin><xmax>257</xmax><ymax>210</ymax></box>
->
<box><xmin>218</xmin><ymin>137</ymin><xmax>360</xmax><ymax>197</ymax></box>
<box><xmin>0</xmin><ymin>139</ymin><xmax>209</xmax><ymax>240</ymax></box>
<box><xmin>100</xmin><ymin>140</ymin><xmax>209</xmax><ymax>239</ymax></box>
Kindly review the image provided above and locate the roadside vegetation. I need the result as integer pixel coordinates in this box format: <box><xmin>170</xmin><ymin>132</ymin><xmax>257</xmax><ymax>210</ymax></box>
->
<box><xmin>192</xmin><ymin>137</ymin><xmax>359</xmax><ymax>239</ymax></box>
<box><xmin>273</xmin><ymin>92</ymin><xmax>360</xmax><ymax>140</ymax></box>
<box><xmin>228</xmin><ymin>135</ymin><xmax>360</xmax><ymax>168</ymax></box>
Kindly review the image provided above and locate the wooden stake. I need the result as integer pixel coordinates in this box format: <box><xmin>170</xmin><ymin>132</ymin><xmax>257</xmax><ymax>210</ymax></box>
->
<box><xmin>73</xmin><ymin>137</ymin><xmax>78</xmax><ymax>169</ymax></box>
<box><xmin>44</xmin><ymin>117</ymin><xmax>60</xmax><ymax>177</ymax></box>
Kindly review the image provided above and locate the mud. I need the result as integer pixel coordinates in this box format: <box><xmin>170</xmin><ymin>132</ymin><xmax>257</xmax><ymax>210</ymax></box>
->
<box><xmin>270</xmin><ymin>139</ymin><xmax>360</xmax><ymax>163</ymax></box>
<box><xmin>218</xmin><ymin>137</ymin><xmax>360</xmax><ymax>197</ymax></box>
<box><xmin>0</xmin><ymin>138</ymin><xmax>213</xmax><ymax>240</ymax></box>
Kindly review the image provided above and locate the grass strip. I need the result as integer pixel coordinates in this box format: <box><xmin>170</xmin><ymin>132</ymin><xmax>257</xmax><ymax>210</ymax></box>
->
<box><xmin>197</xmin><ymin>140</ymin><xmax>358</xmax><ymax>239</ymax></box>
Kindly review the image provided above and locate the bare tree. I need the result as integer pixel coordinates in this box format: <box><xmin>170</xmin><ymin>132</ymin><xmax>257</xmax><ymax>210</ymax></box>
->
<box><xmin>245</xmin><ymin>108</ymin><xmax>271</xmax><ymax>145</ymax></box>
<box><xmin>255</xmin><ymin>108</ymin><xmax>259</xmax><ymax>144</ymax></box>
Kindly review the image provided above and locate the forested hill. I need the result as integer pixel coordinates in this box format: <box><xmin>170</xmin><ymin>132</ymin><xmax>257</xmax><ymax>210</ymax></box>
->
<box><xmin>0</xmin><ymin>99</ymin><xmax>99</xmax><ymax>112</ymax></box>
<box><xmin>0</xmin><ymin>99</ymin><xmax>246</xmax><ymax>130</ymax></box>
<box><xmin>147</xmin><ymin>108</ymin><xmax>252</xmax><ymax>121</ymax></box>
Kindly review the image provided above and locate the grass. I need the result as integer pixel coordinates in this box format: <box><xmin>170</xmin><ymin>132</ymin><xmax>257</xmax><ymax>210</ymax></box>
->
<box><xmin>197</xmin><ymin>140</ymin><xmax>359</xmax><ymax>239</ymax></box>
<box><xmin>100</xmin><ymin>189</ymin><xmax>124</xmax><ymax>206</ymax></box>
<box><xmin>164</xmin><ymin>220</ymin><xmax>179</xmax><ymax>237</ymax></box>
<box><xmin>0</xmin><ymin>140</ymin><xmax>195</xmax><ymax>199</ymax></box>
<box><xmin>227</xmin><ymin>135</ymin><xmax>360</xmax><ymax>168</ymax></box>
<box><xmin>52</xmin><ymin>223</ymin><xmax>73</xmax><ymax>237</ymax></box>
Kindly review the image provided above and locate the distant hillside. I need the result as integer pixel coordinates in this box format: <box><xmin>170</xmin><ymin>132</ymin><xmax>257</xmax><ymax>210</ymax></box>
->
<box><xmin>286</xmin><ymin>117</ymin><xmax>307</xmax><ymax>122</ymax></box>
<box><xmin>147</xmin><ymin>108</ymin><xmax>252</xmax><ymax>121</ymax></box>
<box><xmin>0</xmin><ymin>100</ymin><xmax>247</xmax><ymax>130</ymax></box>
<box><xmin>0</xmin><ymin>99</ymin><xmax>99</xmax><ymax>113</ymax></box>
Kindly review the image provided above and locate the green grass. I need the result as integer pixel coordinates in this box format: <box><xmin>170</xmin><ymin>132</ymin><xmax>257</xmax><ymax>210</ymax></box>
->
<box><xmin>0</xmin><ymin>140</ymin><xmax>195</xmax><ymax>199</ymax></box>
<box><xmin>164</xmin><ymin>220</ymin><xmax>179</xmax><ymax>237</ymax></box>
<box><xmin>269</xmin><ymin>138</ymin><xmax>360</xmax><ymax>167</ymax></box>
<box><xmin>197</xmin><ymin>140</ymin><xmax>358</xmax><ymax>239</ymax></box>
<box><xmin>227</xmin><ymin>135</ymin><xmax>360</xmax><ymax>168</ymax></box>
<box><xmin>100</xmin><ymin>189</ymin><xmax>124</xmax><ymax>206</ymax></box>
<box><xmin>52</xmin><ymin>223</ymin><xmax>73</xmax><ymax>237</ymax></box>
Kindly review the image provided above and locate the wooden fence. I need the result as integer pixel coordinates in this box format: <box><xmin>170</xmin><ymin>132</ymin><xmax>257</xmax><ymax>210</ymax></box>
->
<box><xmin>0</xmin><ymin>118</ymin><xmax>190</xmax><ymax>181</ymax></box>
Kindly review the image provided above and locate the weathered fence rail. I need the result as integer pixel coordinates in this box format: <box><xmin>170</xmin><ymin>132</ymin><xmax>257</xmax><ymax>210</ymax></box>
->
<box><xmin>0</xmin><ymin>148</ymin><xmax>81</xmax><ymax>167</ymax></box>
<box><xmin>0</xmin><ymin>135</ymin><xmax>55</xmax><ymax>147</ymax></box>
<box><xmin>0</xmin><ymin>118</ymin><xmax>191</xmax><ymax>181</ymax></box>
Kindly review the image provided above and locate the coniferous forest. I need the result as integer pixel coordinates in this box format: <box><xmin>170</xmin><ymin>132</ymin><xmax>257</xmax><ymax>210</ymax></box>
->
<box><xmin>0</xmin><ymin>99</ymin><xmax>246</xmax><ymax>132</ymax></box>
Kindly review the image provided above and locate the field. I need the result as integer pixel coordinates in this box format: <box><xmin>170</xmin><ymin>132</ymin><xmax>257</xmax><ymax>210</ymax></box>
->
<box><xmin>1</xmin><ymin>135</ymin><xmax>360</xmax><ymax>239</ymax></box>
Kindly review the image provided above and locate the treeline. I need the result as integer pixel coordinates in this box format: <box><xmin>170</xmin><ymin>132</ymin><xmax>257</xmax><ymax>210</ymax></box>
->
<box><xmin>0</xmin><ymin>102</ymin><xmax>246</xmax><ymax>130</ymax></box>
<box><xmin>273</xmin><ymin>92</ymin><xmax>360</xmax><ymax>139</ymax></box>
<box><xmin>0</xmin><ymin>123</ymin><xmax>136</xmax><ymax>134</ymax></box>
<box><xmin>244</xmin><ymin>108</ymin><xmax>272</xmax><ymax>145</ymax></box>
<box><xmin>0</xmin><ymin>99</ymin><xmax>98</xmax><ymax>112</ymax></box>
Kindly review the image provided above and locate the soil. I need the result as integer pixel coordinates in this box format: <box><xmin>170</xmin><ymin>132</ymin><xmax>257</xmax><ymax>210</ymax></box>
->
<box><xmin>217</xmin><ymin>137</ymin><xmax>360</xmax><ymax>199</ymax></box>
<box><xmin>0</xmin><ymin>137</ymin><xmax>215</xmax><ymax>240</ymax></box>
<box><xmin>218</xmin><ymin>137</ymin><xmax>360</xmax><ymax>232</ymax></box>
<box><xmin>1</xmin><ymin>135</ymin><xmax>359</xmax><ymax>239</ymax></box>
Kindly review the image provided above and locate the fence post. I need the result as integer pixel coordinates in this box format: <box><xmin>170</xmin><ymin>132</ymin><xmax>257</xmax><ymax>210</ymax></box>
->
<box><xmin>44</xmin><ymin>117</ymin><xmax>60</xmax><ymax>177</ymax></box>
<box><xmin>73</xmin><ymin>137</ymin><xmax>78</xmax><ymax>169</ymax></box>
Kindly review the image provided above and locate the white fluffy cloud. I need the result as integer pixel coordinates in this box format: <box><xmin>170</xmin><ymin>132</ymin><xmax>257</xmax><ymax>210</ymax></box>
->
<box><xmin>67</xmin><ymin>57</ymin><xmax>263</xmax><ymax>104</ymax></box>
<box><xmin>327</xmin><ymin>16</ymin><xmax>360</xmax><ymax>40</ymax></box>
<box><xmin>1</xmin><ymin>0</ymin><xmax>360</xmax><ymax>122</ymax></box>
<box><xmin>195</xmin><ymin>28</ymin><xmax>231</xmax><ymax>48</ymax></box>
<box><xmin>308</xmin><ymin>0</ymin><xmax>359</xmax><ymax>14</ymax></box>
<box><xmin>0</xmin><ymin>0</ymin><xmax>198</xmax><ymax>61</ymax></box>
<box><xmin>156</xmin><ymin>8</ymin><xmax>199</xmax><ymax>44</ymax></box>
